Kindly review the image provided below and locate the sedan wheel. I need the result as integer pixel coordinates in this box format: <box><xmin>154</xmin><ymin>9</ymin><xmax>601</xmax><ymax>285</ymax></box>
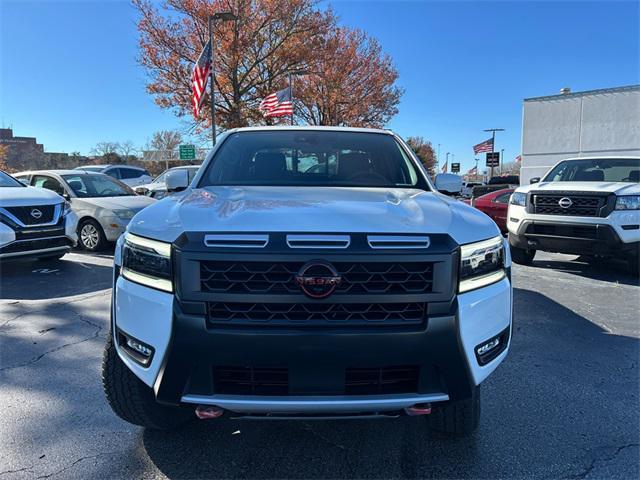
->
<box><xmin>79</xmin><ymin>220</ymin><xmax>106</xmax><ymax>251</ymax></box>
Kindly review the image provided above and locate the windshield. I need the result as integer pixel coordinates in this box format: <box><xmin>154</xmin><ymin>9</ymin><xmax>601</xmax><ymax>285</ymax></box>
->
<box><xmin>543</xmin><ymin>158</ymin><xmax>640</xmax><ymax>183</ymax></box>
<box><xmin>0</xmin><ymin>171</ymin><xmax>23</xmax><ymax>187</ymax></box>
<box><xmin>198</xmin><ymin>131</ymin><xmax>428</xmax><ymax>189</ymax></box>
<box><xmin>62</xmin><ymin>174</ymin><xmax>135</xmax><ymax>197</ymax></box>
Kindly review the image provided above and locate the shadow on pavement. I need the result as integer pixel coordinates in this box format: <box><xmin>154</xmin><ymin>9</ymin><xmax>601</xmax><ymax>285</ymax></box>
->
<box><xmin>530</xmin><ymin>255</ymin><xmax>638</xmax><ymax>287</ymax></box>
<box><xmin>0</xmin><ymin>255</ymin><xmax>113</xmax><ymax>300</ymax></box>
<box><xmin>138</xmin><ymin>287</ymin><xmax>639</xmax><ymax>479</ymax></box>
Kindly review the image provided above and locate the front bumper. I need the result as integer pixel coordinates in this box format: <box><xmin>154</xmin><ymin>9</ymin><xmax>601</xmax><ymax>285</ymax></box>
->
<box><xmin>112</xmin><ymin>275</ymin><xmax>512</xmax><ymax>413</ymax></box>
<box><xmin>0</xmin><ymin>212</ymin><xmax>77</xmax><ymax>260</ymax></box>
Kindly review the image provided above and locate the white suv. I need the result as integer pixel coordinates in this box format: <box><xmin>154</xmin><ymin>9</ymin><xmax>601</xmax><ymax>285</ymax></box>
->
<box><xmin>507</xmin><ymin>157</ymin><xmax>640</xmax><ymax>274</ymax></box>
<box><xmin>102</xmin><ymin>126</ymin><xmax>513</xmax><ymax>435</ymax></box>
<box><xmin>0</xmin><ymin>170</ymin><xmax>78</xmax><ymax>261</ymax></box>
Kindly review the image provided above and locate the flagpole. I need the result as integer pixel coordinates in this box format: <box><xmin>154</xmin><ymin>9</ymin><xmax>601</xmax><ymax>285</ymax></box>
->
<box><xmin>208</xmin><ymin>16</ymin><xmax>217</xmax><ymax>146</ymax></box>
<box><xmin>289</xmin><ymin>73</ymin><xmax>294</xmax><ymax>126</ymax></box>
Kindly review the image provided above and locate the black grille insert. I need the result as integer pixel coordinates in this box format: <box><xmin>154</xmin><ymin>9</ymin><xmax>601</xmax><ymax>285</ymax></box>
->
<box><xmin>200</xmin><ymin>261</ymin><xmax>434</xmax><ymax>295</ymax></box>
<box><xmin>3</xmin><ymin>205</ymin><xmax>56</xmax><ymax>225</ymax></box>
<box><xmin>207</xmin><ymin>302</ymin><xmax>426</xmax><ymax>327</ymax></box>
<box><xmin>213</xmin><ymin>366</ymin><xmax>288</xmax><ymax>395</ymax></box>
<box><xmin>532</xmin><ymin>194</ymin><xmax>603</xmax><ymax>217</ymax></box>
<box><xmin>345</xmin><ymin>366</ymin><xmax>420</xmax><ymax>395</ymax></box>
<box><xmin>526</xmin><ymin>223</ymin><xmax>598</xmax><ymax>239</ymax></box>
<box><xmin>0</xmin><ymin>236</ymin><xmax>69</xmax><ymax>255</ymax></box>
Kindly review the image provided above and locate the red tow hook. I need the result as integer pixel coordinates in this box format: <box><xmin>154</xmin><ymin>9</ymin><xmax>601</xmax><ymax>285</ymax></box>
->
<box><xmin>195</xmin><ymin>405</ymin><xmax>224</xmax><ymax>419</ymax></box>
<box><xmin>405</xmin><ymin>403</ymin><xmax>432</xmax><ymax>416</ymax></box>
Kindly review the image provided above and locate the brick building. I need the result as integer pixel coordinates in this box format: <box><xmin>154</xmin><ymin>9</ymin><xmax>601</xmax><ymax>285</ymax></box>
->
<box><xmin>0</xmin><ymin>128</ymin><xmax>88</xmax><ymax>172</ymax></box>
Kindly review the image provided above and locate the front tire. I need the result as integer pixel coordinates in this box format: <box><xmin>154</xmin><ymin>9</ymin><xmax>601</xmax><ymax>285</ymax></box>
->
<box><xmin>428</xmin><ymin>386</ymin><xmax>481</xmax><ymax>435</ymax></box>
<box><xmin>510</xmin><ymin>244</ymin><xmax>536</xmax><ymax>265</ymax></box>
<box><xmin>78</xmin><ymin>219</ymin><xmax>107</xmax><ymax>251</ymax></box>
<box><xmin>101</xmin><ymin>334</ymin><xmax>193</xmax><ymax>430</ymax></box>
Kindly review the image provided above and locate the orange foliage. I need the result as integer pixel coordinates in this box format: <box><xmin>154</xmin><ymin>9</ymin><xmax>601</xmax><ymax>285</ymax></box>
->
<box><xmin>133</xmin><ymin>0</ymin><xmax>401</xmax><ymax>130</ymax></box>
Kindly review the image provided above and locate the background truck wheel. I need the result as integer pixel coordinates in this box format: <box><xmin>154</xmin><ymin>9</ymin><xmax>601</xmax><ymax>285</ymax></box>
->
<box><xmin>78</xmin><ymin>219</ymin><xmax>107</xmax><ymax>251</ymax></box>
<box><xmin>510</xmin><ymin>244</ymin><xmax>536</xmax><ymax>265</ymax></box>
<box><xmin>102</xmin><ymin>334</ymin><xmax>193</xmax><ymax>430</ymax></box>
<box><xmin>427</xmin><ymin>386</ymin><xmax>480</xmax><ymax>435</ymax></box>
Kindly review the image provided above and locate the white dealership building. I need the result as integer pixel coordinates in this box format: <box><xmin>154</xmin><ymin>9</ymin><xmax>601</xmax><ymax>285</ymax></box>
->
<box><xmin>520</xmin><ymin>85</ymin><xmax>640</xmax><ymax>184</ymax></box>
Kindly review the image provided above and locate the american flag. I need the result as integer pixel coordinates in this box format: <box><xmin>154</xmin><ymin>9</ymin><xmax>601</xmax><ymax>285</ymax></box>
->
<box><xmin>259</xmin><ymin>87</ymin><xmax>293</xmax><ymax>118</ymax></box>
<box><xmin>515</xmin><ymin>155</ymin><xmax>522</xmax><ymax>163</ymax></box>
<box><xmin>191</xmin><ymin>41</ymin><xmax>212</xmax><ymax>118</ymax></box>
<box><xmin>473</xmin><ymin>138</ymin><xmax>494</xmax><ymax>154</ymax></box>
<box><xmin>468</xmin><ymin>166</ymin><xmax>478</xmax><ymax>175</ymax></box>
<box><xmin>441</xmin><ymin>161</ymin><xmax>448</xmax><ymax>173</ymax></box>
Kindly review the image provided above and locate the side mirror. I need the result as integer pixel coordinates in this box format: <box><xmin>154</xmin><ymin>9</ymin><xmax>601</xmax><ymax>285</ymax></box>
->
<box><xmin>530</xmin><ymin>177</ymin><xmax>540</xmax><ymax>184</ymax></box>
<box><xmin>166</xmin><ymin>169</ymin><xmax>189</xmax><ymax>193</ymax></box>
<box><xmin>135</xmin><ymin>186</ymin><xmax>149</xmax><ymax>196</ymax></box>
<box><xmin>62</xmin><ymin>192</ymin><xmax>71</xmax><ymax>201</ymax></box>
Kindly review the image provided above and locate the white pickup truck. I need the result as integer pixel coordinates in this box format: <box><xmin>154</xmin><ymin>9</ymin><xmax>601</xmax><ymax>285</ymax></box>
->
<box><xmin>102</xmin><ymin>126</ymin><xmax>513</xmax><ymax>435</ymax></box>
<box><xmin>507</xmin><ymin>157</ymin><xmax>640</xmax><ymax>274</ymax></box>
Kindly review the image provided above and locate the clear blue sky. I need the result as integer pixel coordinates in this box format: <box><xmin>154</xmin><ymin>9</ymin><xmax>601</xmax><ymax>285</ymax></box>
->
<box><xmin>1</xmin><ymin>0</ymin><xmax>638</xmax><ymax>173</ymax></box>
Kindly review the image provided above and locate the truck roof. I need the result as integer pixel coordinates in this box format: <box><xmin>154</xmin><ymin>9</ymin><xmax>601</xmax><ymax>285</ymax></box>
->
<box><xmin>227</xmin><ymin>125</ymin><xmax>394</xmax><ymax>135</ymax></box>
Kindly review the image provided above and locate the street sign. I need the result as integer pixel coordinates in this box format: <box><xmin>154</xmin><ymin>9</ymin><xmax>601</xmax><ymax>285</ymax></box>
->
<box><xmin>486</xmin><ymin>152</ymin><xmax>500</xmax><ymax>167</ymax></box>
<box><xmin>179</xmin><ymin>144</ymin><xmax>196</xmax><ymax>160</ymax></box>
<box><xmin>451</xmin><ymin>163</ymin><xmax>460</xmax><ymax>173</ymax></box>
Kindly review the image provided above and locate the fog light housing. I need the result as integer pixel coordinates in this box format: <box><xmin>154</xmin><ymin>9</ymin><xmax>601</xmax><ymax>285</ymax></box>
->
<box><xmin>117</xmin><ymin>330</ymin><xmax>154</xmax><ymax>366</ymax></box>
<box><xmin>474</xmin><ymin>327</ymin><xmax>510</xmax><ymax>366</ymax></box>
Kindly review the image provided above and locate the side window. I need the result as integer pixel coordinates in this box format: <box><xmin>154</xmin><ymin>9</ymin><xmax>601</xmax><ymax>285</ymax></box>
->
<box><xmin>120</xmin><ymin>168</ymin><xmax>143</xmax><ymax>179</ymax></box>
<box><xmin>105</xmin><ymin>168</ymin><xmax>121</xmax><ymax>179</ymax></box>
<box><xmin>494</xmin><ymin>192</ymin><xmax>512</xmax><ymax>204</ymax></box>
<box><xmin>32</xmin><ymin>175</ymin><xmax>65</xmax><ymax>196</ymax></box>
<box><xmin>14</xmin><ymin>175</ymin><xmax>30</xmax><ymax>186</ymax></box>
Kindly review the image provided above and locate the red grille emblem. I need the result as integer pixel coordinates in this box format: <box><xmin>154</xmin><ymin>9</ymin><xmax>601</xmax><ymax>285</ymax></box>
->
<box><xmin>295</xmin><ymin>261</ymin><xmax>342</xmax><ymax>299</ymax></box>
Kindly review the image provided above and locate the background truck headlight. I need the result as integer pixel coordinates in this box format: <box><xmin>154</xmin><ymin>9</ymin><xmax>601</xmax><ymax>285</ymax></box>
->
<box><xmin>509</xmin><ymin>192</ymin><xmax>526</xmax><ymax>206</ymax></box>
<box><xmin>115</xmin><ymin>209</ymin><xmax>137</xmax><ymax>220</ymax></box>
<box><xmin>615</xmin><ymin>195</ymin><xmax>640</xmax><ymax>210</ymax></box>
<box><xmin>121</xmin><ymin>233</ymin><xmax>173</xmax><ymax>292</ymax></box>
<box><xmin>459</xmin><ymin>236</ymin><xmax>506</xmax><ymax>293</ymax></box>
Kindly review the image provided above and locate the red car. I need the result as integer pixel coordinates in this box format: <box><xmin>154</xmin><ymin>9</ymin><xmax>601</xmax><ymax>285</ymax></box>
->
<box><xmin>472</xmin><ymin>188</ymin><xmax>514</xmax><ymax>233</ymax></box>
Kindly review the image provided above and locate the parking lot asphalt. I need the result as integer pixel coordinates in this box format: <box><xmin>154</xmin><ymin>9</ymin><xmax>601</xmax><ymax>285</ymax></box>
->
<box><xmin>0</xmin><ymin>251</ymin><xmax>638</xmax><ymax>479</ymax></box>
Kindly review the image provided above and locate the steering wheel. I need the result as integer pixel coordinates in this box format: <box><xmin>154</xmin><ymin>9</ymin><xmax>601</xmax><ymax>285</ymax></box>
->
<box><xmin>346</xmin><ymin>171</ymin><xmax>389</xmax><ymax>184</ymax></box>
<box><xmin>100</xmin><ymin>188</ymin><xmax>120</xmax><ymax>196</ymax></box>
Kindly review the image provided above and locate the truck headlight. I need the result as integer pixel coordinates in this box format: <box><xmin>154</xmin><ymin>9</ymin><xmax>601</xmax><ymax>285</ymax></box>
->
<box><xmin>615</xmin><ymin>195</ymin><xmax>640</xmax><ymax>210</ymax></box>
<box><xmin>509</xmin><ymin>192</ymin><xmax>526</xmax><ymax>206</ymax></box>
<box><xmin>121</xmin><ymin>233</ymin><xmax>173</xmax><ymax>292</ymax></box>
<box><xmin>459</xmin><ymin>236</ymin><xmax>506</xmax><ymax>293</ymax></box>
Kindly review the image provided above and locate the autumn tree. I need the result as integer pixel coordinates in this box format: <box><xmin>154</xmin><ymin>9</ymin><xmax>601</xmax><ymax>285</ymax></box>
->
<box><xmin>134</xmin><ymin>0</ymin><xmax>401</xmax><ymax>130</ymax></box>
<box><xmin>149</xmin><ymin>130</ymin><xmax>183</xmax><ymax>153</ymax></box>
<box><xmin>118</xmin><ymin>140</ymin><xmax>138</xmax><ymax>159</ymax></box>
<box><xmin>90</xmin><ymin>141</ymin><xmax>120</xmax><ymax>157</ymax></box>
<box><xmin>134</xmin><ymin>0</ymin><xmax>333</xmax><ymax>131</ymax></box>
<box><xmin>405</xmin><ymin>136</ymin><xmax>436</xmax><ymax>176</ymax></box>
<box><xmin>0</xmin><ymin>144</ymin><xmax>11</xmax><ymax>172</ymax></box>
<box><xmin>295</xmin><ymin>27</ymin><xmax>401</xmax><ymax>127</ymax></box>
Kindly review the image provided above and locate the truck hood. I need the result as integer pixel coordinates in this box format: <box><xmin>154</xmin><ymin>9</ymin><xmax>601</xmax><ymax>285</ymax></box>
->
<box><xmin>0</xmin><ymin>185</ymin><xmax>64</xmax><ymax>207</ymax></box>
<box><xmin>515</xmin><ymin>181</ymin><xmax>639</xmax><ymax>195</ymax></box>
<box><xmin>128</xmin><ymin>186</ymin><xmax>500</xmax><ymax>245</ymax></box>
<box><xmin>75</xmin><ymin>195</ymin><xmax>156</xmax><ymax>212</ymax></box>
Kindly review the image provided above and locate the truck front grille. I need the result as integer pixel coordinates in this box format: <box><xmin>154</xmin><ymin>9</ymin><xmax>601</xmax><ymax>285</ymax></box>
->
<box><xmin>532</xmin><ymin>194</ymin><xmax>603</xmax><ymax>217</ymax></box>
<box><xmin>0</xmin><ymin>236</ymin><xmax>69</xmax><ymax>255</ymax></box>
<box><xmin>200</xmin><ymin>261</ymin><xmax>434</xmax><ymax>295</ymax></box>
<box><xmin>212</xmin><ymin>365</ymin><xmax>420</xmax><ymax>395</ymax></box>
<box><xmin>207</xmin><ymin>302</ymin><xmax>426</xmax><ymax>327</ymax></box>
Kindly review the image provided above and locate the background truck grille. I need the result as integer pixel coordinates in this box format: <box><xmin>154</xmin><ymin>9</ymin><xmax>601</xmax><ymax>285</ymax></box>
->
<box><xmin>3</xmin><ymin>205</ymin><xmax>56</xmax><ymax>225</ymax></box>
<box><xmin>207</xmin><ymin>302</ymin><xmax>426</xmax><ymax>327</ymax></box>
<box><xmin>526</xmin><ymin>224</ymin><xmax>599</xmax><ymax>239</ymax></box>
<box><xmin>200</xmin><ymin>261</ymin><xmax>434</xmax><ymax>295</ymax></box>
<box><xmin>532</xmin><ymin>194</ymin><xmax>603</xmax><ymax>217</ymax></box>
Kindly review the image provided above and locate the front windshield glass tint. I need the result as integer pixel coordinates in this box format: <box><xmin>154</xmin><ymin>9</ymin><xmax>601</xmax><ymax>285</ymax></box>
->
<box><xmin>62</xmin><ymin>174</ymin><xmax>135</xmax><ymax>198</ymax></box>
<box><xmin>0</xmin><ymin>171</ymin><xmax>22</xmax><ymax>187</ymax></box>
<box><xmin>544</xmin><ymin>158</ymin><xmax>640</xmax><ymax>183</ymax></box>
<box><xmin>199</xmin><ymin>131</ymin><xmax>427</xmax><ymax>189</ymax></box>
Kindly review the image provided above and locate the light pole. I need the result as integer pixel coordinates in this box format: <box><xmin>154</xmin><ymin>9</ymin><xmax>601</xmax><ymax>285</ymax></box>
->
<box><xmin>474</xmin><ymin>158</ymin><xmax>479</xmax><ymax>181</ymax></box>
<box><xmin>446</xmin><ymin>152</ymin><xmax>450</xmax><ymax>173</ymax></box>
<box><xmin>483</xmin><ymin>128</ymin><xmax>505</xmax><ymax>179</ymax></box>
<box><xmin>500</xmin><ymin>148</ymin><xmax>505</xmax><ymax>174</ymax></box>
<box><xmin>209</xmin><ymin>11</ymin><xmax>238</xmax><ymax>146</ymax></box>
<box><xmin>437</xmin><ymin>143</ymin><xmax>441</xmax><ymax>172</ymax></box>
